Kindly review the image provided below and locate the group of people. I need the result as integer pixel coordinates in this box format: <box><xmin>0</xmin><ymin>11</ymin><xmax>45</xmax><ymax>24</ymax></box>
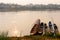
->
<box><xmin>30</xmin><ymin>19</ymin><xmax>59</xmax><ymax>36</ymax></box>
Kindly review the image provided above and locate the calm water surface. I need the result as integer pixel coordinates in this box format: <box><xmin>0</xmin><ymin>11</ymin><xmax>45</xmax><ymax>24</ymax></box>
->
<box><xmin>0</xmin><ymin>11</ymin><xmax>60</xmax><ymax>37</ymax></box>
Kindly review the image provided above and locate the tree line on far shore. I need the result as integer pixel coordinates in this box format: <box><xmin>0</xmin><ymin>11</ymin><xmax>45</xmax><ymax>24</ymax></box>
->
<box><xmin>0</xmin><ymin>3</ymin><xmax>60</xmax><ymax>11</ymax></box>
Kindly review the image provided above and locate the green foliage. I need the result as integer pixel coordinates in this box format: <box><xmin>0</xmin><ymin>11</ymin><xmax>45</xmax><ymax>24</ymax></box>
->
<box><xmin>23</xmin><ymin>34</ymin><xmax>60</xmax><ymax>40</ymax></box>
<box><xmin>0</xmin><ymin>31</ymin><xmax>60</xmax><ymax>40</ymax></box>
<box><xmin>0</xmin><ymin>31</ymin><xmax>8</xmax><ymax>40</ymax></box>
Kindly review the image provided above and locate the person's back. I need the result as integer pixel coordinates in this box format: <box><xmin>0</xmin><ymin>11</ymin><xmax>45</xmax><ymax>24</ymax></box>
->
<box><xmin>48</xmin><ymin>21</ymin><xmax>55</xmax><ymax>35</ymax></box>
<box><xmin>30</xmin><ymin>24</ymin><xmax>38</xmax><ymax>35</ymax></box>
<box><xmin>38</xmin><ymin>22</ymin><xmax>44</xmax><ymax>35</ymax></box>
<box><xmin>30</xmin><ymin>19</ymin><xmax>40</xmax><ymax>35</ymax></box>
<box><xmin>44</xmin><ymin>23</ymin><xmax>48</xmax><ymax>35</ymax></box>
<box><xmin>54</xmin><ymin>24</ymin><xmax>59</xmax><ymax>34</ymax></box>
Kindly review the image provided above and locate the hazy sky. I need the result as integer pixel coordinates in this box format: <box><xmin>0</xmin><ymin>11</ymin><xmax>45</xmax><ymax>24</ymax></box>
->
<box><xmin>0</xmin><ymin>0</ymin><xmax>60</xmax><ymax>5</ymax></box>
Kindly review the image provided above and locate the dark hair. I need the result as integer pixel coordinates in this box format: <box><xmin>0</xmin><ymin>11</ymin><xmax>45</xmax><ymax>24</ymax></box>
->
<box><xmin>54</xmin><ymin>24</ymin><xmax>58</xmax><ymax>29</ymax></box>
<box><xmin>45</xmin><ymin>23</ymin><xmax>47</xmax><ymax>26</ymax></box>
<box><xmin>49</xmin><ymin>21</ymin><xmax>52</xmax><ymax>26</ymax></box>
<box><xmin>49</xmin><ymin>21</ymin><xmax>52</xmax><ymax>24</ymax></box>
<box><xmin>40</xmin><ymin>22</ymin><xmax>44</xmax><ymax>26</ymax></box>
<box><xmin>44</xmin><ymin>23</ymin><xmax>47</xmax><ymax>28</ymax></box>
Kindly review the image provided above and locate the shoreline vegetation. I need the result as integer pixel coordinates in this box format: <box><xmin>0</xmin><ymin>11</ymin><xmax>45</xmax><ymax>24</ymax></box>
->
<box><xmin>0</xmin><ymin>29</ymin><xmax>60</xmax><ymax>40</ymax></box>
<box><xmin>0</xmin><ymin>3</ymin><xmax>60</xmax><ymax>12</ymax></box>
<box><xmin>0</xmin><ymin>34</ymin><xmax>60</xmax><ymax>40</ymax></box>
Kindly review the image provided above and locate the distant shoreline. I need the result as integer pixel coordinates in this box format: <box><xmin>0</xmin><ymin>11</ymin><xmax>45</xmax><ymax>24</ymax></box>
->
<box><xmin>0</xmin><ymin>10</ymin><xmax>60</xmax><ymax>12</ymax></box>
<box><xmin>0</xmin><ymin>3</ymin><xmax>60</xmax><ymax>12</ymax></box>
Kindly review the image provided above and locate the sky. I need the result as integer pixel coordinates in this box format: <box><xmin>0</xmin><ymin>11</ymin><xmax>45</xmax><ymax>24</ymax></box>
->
<box><xmin>0</xmin><ymin>0</ymin><xmax>60</xmax><ymax>5</ymax></box>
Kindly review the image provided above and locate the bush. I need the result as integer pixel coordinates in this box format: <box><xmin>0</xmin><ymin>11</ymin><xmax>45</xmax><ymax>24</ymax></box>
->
<box><xmin>0</xmin><ymin>31</ymin><xmax>8</xmax><ymax>40</ymax></box>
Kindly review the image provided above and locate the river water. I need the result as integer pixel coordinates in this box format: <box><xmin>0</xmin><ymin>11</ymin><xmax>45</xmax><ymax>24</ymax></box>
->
<box><xmin>0</xmin><ymin>11</ymin><xmax>60</xmax><ymax>37</ymax></box>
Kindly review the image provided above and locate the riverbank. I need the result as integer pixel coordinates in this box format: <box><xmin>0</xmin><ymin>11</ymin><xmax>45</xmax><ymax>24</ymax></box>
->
<box><xmin>0</xmin><ymin>35</ymin><xmax>60</xmax><ymax>40</ymax></box>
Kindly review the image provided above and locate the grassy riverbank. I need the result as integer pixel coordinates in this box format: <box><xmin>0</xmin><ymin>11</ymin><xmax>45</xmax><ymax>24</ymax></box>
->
<box><xmin>0</xmin><ymin>34</ymin><xmax>60</xmax><ymax>40</ymax></box>
<box><xmin>23</xmin><ymin>35</ymin><xmax>60</xmax><ymax>40</ymax></box>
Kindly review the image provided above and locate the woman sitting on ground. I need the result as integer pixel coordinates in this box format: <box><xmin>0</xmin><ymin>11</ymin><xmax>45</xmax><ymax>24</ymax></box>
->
<box><xmin>30</xmin><ymin>19</ymin><xmax>40</xmax><ymax>35</ymax></box>
<box><xmin>54</xmin><ymin>24</ymin><xmax>59</xmax><ymax>35</ymax></box>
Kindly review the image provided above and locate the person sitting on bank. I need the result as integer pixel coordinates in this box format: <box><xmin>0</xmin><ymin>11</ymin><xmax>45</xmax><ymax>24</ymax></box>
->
<box><xmin>44</xmin><ymin>23</ymin><xmax>48</xmax><ymax>35</ymax></box>
<box><xmin>48</xmin><ymin>21</ymin><xmax>55</xmax><ymax>35</ymax></box>
<box><xmin>54</xmin><ymin>24</ymin><xmax>59</xmax><ymax>35</ymax></box>
<box><xmin>38</xmin><ymin>22</ymin><xmax>44</xmax><ymax>35</ymax></box>
<box><xmin>30</xmin><ymin>19</ymin><xmax>40</xmax><ymax>35</ymax></box>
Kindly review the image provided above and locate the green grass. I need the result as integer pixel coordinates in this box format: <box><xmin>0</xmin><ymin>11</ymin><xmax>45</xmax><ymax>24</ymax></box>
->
<box><xmin>23</xmin><ymin>34</ymin><xmax>60</xmax><ymax>40</ymax></box>
<box><xmin>0</xmin><ymin>34</ymin><xmax>60</xmax><ymax>40</ymax></box>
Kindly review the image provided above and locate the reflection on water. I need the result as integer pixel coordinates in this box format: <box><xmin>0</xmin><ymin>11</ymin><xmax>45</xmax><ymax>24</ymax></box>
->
<box><xmin>0</xmin><ymin>11</ymin><xmax>60</xmax><ymax>37</ymax></box>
